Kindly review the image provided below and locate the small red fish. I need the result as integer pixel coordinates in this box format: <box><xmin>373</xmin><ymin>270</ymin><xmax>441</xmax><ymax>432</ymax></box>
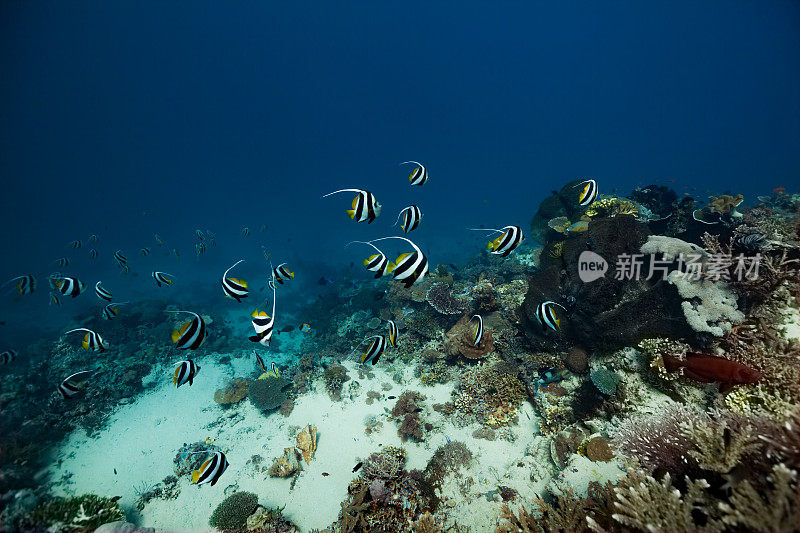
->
<box><xmin>663</xmin><ymin>353</ymin><xmax>761</xmax><ymax>393</ymax></box>
<box><xmin>321</xmin><ymin>472</ymin><xmax>329</xmax><ymax>476</ymax></box>
<box><xmin>773</xmin><ymin>187</ymin><xmax>786</xmax><ymax>193</ymax></box>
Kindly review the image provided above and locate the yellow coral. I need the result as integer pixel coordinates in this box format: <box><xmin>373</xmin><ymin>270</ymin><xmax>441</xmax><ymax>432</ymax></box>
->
<box><xmin>585</xmin><ymin>197</ymin><xmax>639</xmax><ymax>218</ymax></box>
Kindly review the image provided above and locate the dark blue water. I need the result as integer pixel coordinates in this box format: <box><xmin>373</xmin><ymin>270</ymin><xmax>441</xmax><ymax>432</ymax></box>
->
<box><xmin>2</xmin><ymin>1</ymin><xmax>799</xmax><ymax>343</ymax></box>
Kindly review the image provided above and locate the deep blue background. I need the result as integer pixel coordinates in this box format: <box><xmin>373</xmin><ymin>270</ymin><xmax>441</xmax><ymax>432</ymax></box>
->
<box><xmin>1</xmin><ymin>1</ymin><xmax>799</xmax><ymax>340</ymax></box>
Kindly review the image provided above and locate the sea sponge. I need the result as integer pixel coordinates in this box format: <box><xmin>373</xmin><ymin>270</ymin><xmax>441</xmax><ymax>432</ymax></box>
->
<box><xmin>296</xmin><ymin>424</ymin><xmax>318</xmax><ymax>463</ymax></box>
<box><xmin>208</xmin><ymin>491</ymin><xmax>259</xmax><ymax>531</ymax></box>
<box><xmin>584</xmin><ymin>436</ymin><xmax>614</xmax><ymax>462</ymax></box>
<box><xmin>248</xmin><ymin>376</ymin><xmax>292</xmax><ymax>413</ymax></box>
<box><xmin>213</xmin><ymin>377</ymin><xmax>250</xmax><ymax>406</ymax></box>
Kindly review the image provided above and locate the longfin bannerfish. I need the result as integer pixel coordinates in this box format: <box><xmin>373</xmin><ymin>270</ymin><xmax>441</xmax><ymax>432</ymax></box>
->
<box><xmin>273</xmin><ymin>263</ymin><xmax>294</xmax><ymax>285</ymax></box>
<box><xmin>189</xmin><ymin>451</ymin><xmax>228</xmax><ymax>486</ymax></box>
<box><xmin>535</xmin><ymin>301</ymin><xmax>567</xmax><ymax>332</ymax></box>
<box><xmin>88</xmin><ymin>248</ymin><xmax>97</xmax><ymax>259</ymax></box>
<box><xmin>372</xmin><ymin>236</ymin><xmax>429</xmax><ymax>288</ymax></box>
<box><xmin>88</xmin><ymin>234</ymin><xmax>98</xmax><ymax>243</ymax></box>
<box><xmin>400</xmin><ymin>161</ymin><xmax>428</xmax><ymax>186</ymax></box>
<box><xmin>195</xmin><ymin>229</ymin><xmax>205</xmax><ymax>240</ymax></box>
<box><xmin>120</xmin><ymin>264</ymin><xmax>130</xmax><ymax>275</ymax></box>
<box><xmin>154</xmin><ymin>234</ymin><xmax>164</xmax><ymax>246</ymax></box>
<box><xmin>221</xmin><ymin>260</ymin><xmax>249</xmax><ymax>301</ymax></box>
<box><xmin>57</xmin><ymin>277</ymin><xmax>85</xmax><ymax>298</ymax></box>
<box><xmin>94</xmin><ymin>281</ymin><xmax>113</xmax><ymax>301</ymax></box>
<box><xmin>360</xmin><ymin>335</ymin><xmax>386</xmax><ymax>365</ymax></box>
<box><xmin>262</xmin><ymin>361</ymin><xmax>280</xmax><ymax>378</ymax></box>
<box><xmin>470</xmin><ymin>314</ymin><xmax>484</xmax><ymax>346</ymax></box>
<box><xmin>153</xmin><ymin>271</ymin><xmax>174</xmax><ymax>287</ymax></box>
<box><xmin>347</xmin><ymin>241</ymin><xmax>392</xmax><ymax>278</ymax></box>
<box><xmin>254</xmin><ymin>350</ymin><xmax>267</xmax><ymax>373</ymax></box>
<box><xmin>69</xmin><ymin>240</ymin><xmax>82</xmax><ymax>249</ymax></box>
<box><xmin>249</xmin><ymin>269</ymin><xmax>277</xmax><ymax>346</ymax></box>
<box><xmin>241</xmin><ymin>227</ymin><xmax>250</xmax><ymax>237</ymax></box>
<box><xmin>102</xmin><ymin>302</ymin><xmax>128</xmax><ymax>320</ymax></box>
<box><xmin>66</xmin><ymin>327</ymin><xmax>108</xmax><ymax>352</ymax></box>
<box><xmin>58</xmin><ymin>370</ymin><xmax>93</xmax><ymax>400</ymax></box>
<box><xmin>173</xmin><ymin>359</ymin><xmax>200</xmax><ymax>387</ymax></box>
<box><xmin>471</xmin><ymin>225</ymin><xmax>525</xmax><ymax>257</ymax></box>
<box><xmin>114</xmin><ymin>250</ymin><xmax>128</xmax><ymax>267</ymax></box>
<box><xmin>3</xmin><ymin>274</ymin><xmax>36</xmax><ymax>295</ymax></box>
<box><xmin>140</xmin><ymin>247</ymin><xmax>151</xmax><ymax>257</ymax></box>
<box><xmin>168</xmin><ymin>311</ymin><xmax>207</xmax><ymax>350</ymax></box>
<box><xmin>49</xmin><ymin>292</ymin><xmax>61</xmax><ymax>306</ymax></box>
<box><xmin>1</xmin><ymin>349</ymin><xmax>17</xmax><ymax>365</ymax></box>
<box><xmin>55</xmin><ymin>257</ymin><xmax>70</xmax><ymax>267</ymax></box>
<box><xmin>322</xmin><ymin>189</ymin><xmax>382</xmax><ymax>223</ymax></box>
<box><xmin>577</xmin><ymin>179</ymin><xmax>598</xmax><ymax>206</ymax></box>
<box><xmin>387</xmin><ymin>319</ymin><xmax>399</xmax><ymax>347</ymax></box>
<box><xmin>395</xmin><ymin>205</ymin><xmax>422</xmax><ymax>233</ymax></box>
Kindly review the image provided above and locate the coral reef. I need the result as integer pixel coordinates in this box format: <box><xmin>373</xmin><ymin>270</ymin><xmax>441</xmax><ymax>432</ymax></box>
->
<box><xmin>425</xmin><ymin>282</ymin><xmax>467</xmax><ymax>315</ymax></box>
<box><xmin>391</xmin><ymin>391</ymin><xmax>428</xmax><ymax>441</ymax></box>
<box><xmin>444</xmin><ymin>315</ymin><xmax>495</xmax><ymax>359</ymax></box>
<box><xmin>249</xmin><ymin>376</ymin><xmax>292</xmax><ymax>413</ymax></box>
<box><xmin>452</xmin><ymin>364</ymin><xmax>526</xmax><ymax>428</ymax></box>
<box><xmin>323</xmin><ymin>364</ymin><xmax>350</xmax><ymax>401</ymax></box>
<box><xmin>20</xmin><ymin>494</ymin><xmax>125</xmax><ymax>532</ymax></box>
<box><xmin>208</xmin><ymin>491</ymin><xmax>259</xmax><ymax>531</ymax></box>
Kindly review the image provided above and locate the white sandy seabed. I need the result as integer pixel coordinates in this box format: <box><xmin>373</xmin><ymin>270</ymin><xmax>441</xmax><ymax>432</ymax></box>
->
<box><xmin>46</xmin><ymin>350</ymin><xmax>625</xmax><ymax>532</ymax></box>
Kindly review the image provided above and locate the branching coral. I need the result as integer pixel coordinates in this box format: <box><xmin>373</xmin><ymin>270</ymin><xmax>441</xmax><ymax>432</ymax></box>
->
<box><xmin>718</xmin><ymin>463</ymin><xmax>798</xmax><ymax>532</ymax></box>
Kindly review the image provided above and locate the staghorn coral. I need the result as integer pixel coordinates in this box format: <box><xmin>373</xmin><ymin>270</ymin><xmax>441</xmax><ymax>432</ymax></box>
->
<box><xmin>422</xmin><ymin>440</ymin><xmax>473</xmax><ymax>492</ymax></box>
<box><xmin>608</xmin><ymin>469</ymin><xmax>718</xmax><ymax>532</ymax></box>
<box><xmin>21</xmin><ymin>494</ymin><xmax>125</xmax><ymax>532</ymax></box>
<box><xmin>718</xmin><ymin>463</ymin><xmax>798</xmax><ymax>532</ymax></box>
<box><xmin>679</xmin><ymin>410</ymin><xmax>760</xmax><ymax>474</ymax></box>
<box><xmin>208</xmin><ymin>491</ymin><xmax>259</xmax><ymax>531</ymax></box>
<box><xmin>425</xmin><ymin>282</ymin><xmax>467</xmax><ymax>315</ymax></box>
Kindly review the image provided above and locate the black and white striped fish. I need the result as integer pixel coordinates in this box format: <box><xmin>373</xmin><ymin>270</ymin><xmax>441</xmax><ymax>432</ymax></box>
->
<box><xmin>322</xmin><ymin>188</ymin><xmax>382</xmax><ymax>223</ymax></box>
<box><xmin>221</xmin><ymin>260</ymin><xmax>248</xmax><ymax>301</ymax></box>
<box><xmin>58</xmin><ymin>370</ymin><xmax>93</xmax><ymax>400</ymax></box>
<box><xmin>535</xmin><ymin>301</ymin><xmax>566</xmax><ymax>332</ymax></box>
<box><xmin>66</xmin><ymin>327</ymin><xmax>108</xmax><ymax>351</ymax></box>
<box><xmin>48</xmin><ymin>273</ymin><xmax>62</xmax><ymax>290</ymax></box>
<box><xmin>3</xmin><ymin>274</ymin><xmax>36</xmax><ymax>295</ymax></box>
<box><xmin>395</xmin><ymin>205</ymin><xmax>422</xmax><ymax>233</ymax></box>
<box><xmin>347</xmin><ymin>241</ymin><xmax>393</xmax><ymax>278</ymax></box>
<box><xmin>88</xmin><ymin>234</ymin><xmax>99</xmax><ymax>243</ymax></box>
<box><xmin>254</xmin><ymin>350</ymin><xmax>267</xmax><ymax>373</ymax></box>
<box><xmin>168</xmin><ymin>311</ymin><xmax>207</xmax><ymax>350</ymax></box>
<box><xmin>470</xmin><ymin>314</ymin><xmax>484</xmax><ymax>346</ymax></box>
<box><xmin>55</xmin><ymin>257</ymin><xmax>70</xmax><ymax>267</ymax></box>
<box><xmin>49</xmin><ymin>292</ymin><xmax>61</xmax><ymax>307</ymax></box>
<box><xmin>241</xmin><ymin>227</ymin><xmax>250</xmax><ymax>237</ymax></box>
<box><xmin>95</xmin><ymin>281</ymin><xmax>113</xmax><ymax>301</ymax></box>
<box><xmin>189</xmin><ymin>450</ymin><xmax>229</xmax><ymax>486</ymax></box>
<box><xmin>401</xmin><ymin>161</ymin><xmax>428</xmax><ymax>186</ymax></box>
<box><xmin>173</xmin><ymin>359</ymin><xmax>200</xmax><ymax>387</ymax></box>
<box><xmin>88</xmin><ymin>248</ymin><xmax>97</xmax><ymax>259</ymax></box>
<box><xmin>387</xmin><ymin>320</ymin><xmax>399</xmax><ymax>347</ymax></box>
<box><xmin>153</xmin><ymin>271</ymin><xmax>173</xmax><ymax>287</ymax></box>
<box><xmin>250</xmin><ymin>288</ymin><xmax>276</xmax><ymax>346</ymax></box>
<box><xmin>57</xmin><ymin>277</ymin><xmax>85</xmax><ymax>298</ymax></box>
<box><xmin>1</xmin><ymin>349</ymin><xmax>16</xmax><ymax>365</ymax></box>
<box><xmin>577</xmin><ymin>179</ymin><xmax>598</xmax><ymax>206</ymax></box>
<box><xmin>102</xmin><ymin>302</ymin><xmax>128</xmax><ymax>320</ymax></box>
<box><xmin>472</xmin><ymin>225</ymin><xmax>525</xmax><ymax>257</ymax></box>
<box><xmin>273</xmin><ymin>263</ymin><xmax>294</xmax><ymax>285</ymax></box>
<box><xmin>140</xmin><ymin>247</ymin><xmax>151</xmax><ymax>257</ymax></box>
<box><xmin>114</xmin><ymin>250</ymin><xmax>128</xmax><ymax>267</ymax></box>
<box><xmin>360</xmin><ymin>335</ymin><xmax>386</xmax><ymax>365</ymax></box>
<box><xmin>154</xmin><ymin>234</ymin><xmax>164</xmax><ymax>246</ymax></box>
<box><xmin>373</xmin><ymin>236</ymin><xmax>429</xmax><ymax>288</ymax></box>
<box><xmin>69</xmin><ymin>240</ymin><xmax>82</xmax><ymax>249</ymax></box>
